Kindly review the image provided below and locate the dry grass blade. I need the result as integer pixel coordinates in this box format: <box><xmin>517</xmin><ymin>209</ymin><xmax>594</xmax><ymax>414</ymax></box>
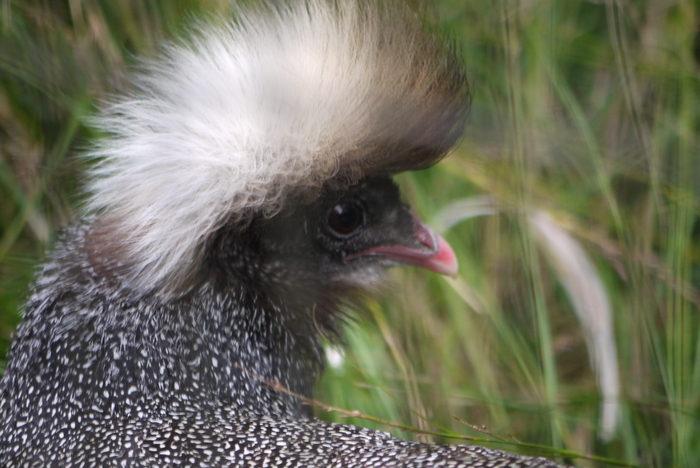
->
<box><xmin>435</xmin><ymin>197</ymin><xmax>621</xmax><ymax>442</ymax></box>
<box><xmin>529</xmin><ymin>211</ymin><xmax>619</xmax><ymax>441</ymax></box>
<box><xmin>431</xmin><ymin>195</ymin><xmax>498</xmax><ymax>233</ymax></box>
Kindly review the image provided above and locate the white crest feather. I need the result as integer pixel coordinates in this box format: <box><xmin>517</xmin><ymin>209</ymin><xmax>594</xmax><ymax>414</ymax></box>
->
<box><xmin>86</xmin><ymin>0</ymin><xmax>468</xmax><ymax>294</ymax></box>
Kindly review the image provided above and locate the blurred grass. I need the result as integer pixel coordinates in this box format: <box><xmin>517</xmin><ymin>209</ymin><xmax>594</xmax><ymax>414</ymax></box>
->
<box><xmin>1</xmin><ymin>1</ymin><xmax>699</xmax><ymax>467</ymax></box>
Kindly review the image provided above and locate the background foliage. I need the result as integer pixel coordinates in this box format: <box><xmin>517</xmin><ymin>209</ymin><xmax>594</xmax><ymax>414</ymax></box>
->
<box><xmin>1</xmin><ymin>1</ymin><xmax>699</xmax><ymax>467</ymax></box>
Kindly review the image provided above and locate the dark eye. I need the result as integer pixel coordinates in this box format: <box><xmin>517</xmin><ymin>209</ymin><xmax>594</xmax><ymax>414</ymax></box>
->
<box><xmin>328</xmin><ymin>203</ymin><xmax>364</xmax><ymax>236</ymax></box>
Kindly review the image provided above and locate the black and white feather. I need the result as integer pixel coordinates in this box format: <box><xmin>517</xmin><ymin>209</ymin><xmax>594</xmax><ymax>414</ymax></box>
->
<box><xmin>0</xmin><ymin>1</ymin><xmax>570</xmax><ymax>467</ymax></box>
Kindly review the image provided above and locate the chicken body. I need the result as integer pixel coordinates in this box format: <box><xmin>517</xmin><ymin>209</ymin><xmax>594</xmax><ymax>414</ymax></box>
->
<box><xmin>0</xmin><ymin>179</ymin><xmax>565</xmax><ymax>467</ymax></box>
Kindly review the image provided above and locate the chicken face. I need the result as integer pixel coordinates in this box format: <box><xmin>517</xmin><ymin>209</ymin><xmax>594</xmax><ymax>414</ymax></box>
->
<box><xmin>255</xmin><ymin>177</ymin><xmax>457</xmax><ymax>291</ymax></box>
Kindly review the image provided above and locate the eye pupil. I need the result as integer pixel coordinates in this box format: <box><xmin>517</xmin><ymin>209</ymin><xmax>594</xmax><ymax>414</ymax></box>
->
<box><xmin>328</xmin><ymin>203</ymin><xmax>363</xmax><ymax>235</ymax></box>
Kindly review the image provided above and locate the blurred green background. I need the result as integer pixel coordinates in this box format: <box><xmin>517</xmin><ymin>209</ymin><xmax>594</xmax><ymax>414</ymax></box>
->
<box><xmin>1</xmin><ymin>1</ymin><xmax>699</xmax><ymax>467</ymax></box>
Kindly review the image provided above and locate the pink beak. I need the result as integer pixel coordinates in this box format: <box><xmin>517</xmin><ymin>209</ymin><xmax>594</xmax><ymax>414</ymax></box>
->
<box><xmin>346</xmin><ymin>214</ymin><xmax>458</xmax><ymax>277</ymax></box>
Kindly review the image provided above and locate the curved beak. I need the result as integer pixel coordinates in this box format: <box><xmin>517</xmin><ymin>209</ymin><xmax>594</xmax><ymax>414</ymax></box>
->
<box><xmin>346</xmin><ymin>214</ymin><xmax>459</xmax><ymax>277</ymax></box>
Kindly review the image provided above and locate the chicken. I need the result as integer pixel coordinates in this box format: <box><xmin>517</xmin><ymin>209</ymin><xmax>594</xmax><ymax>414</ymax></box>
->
<box><xmin>0</xmin><ymin>1</ymin><xmax>570</xmax><ymax>466</ymax></box>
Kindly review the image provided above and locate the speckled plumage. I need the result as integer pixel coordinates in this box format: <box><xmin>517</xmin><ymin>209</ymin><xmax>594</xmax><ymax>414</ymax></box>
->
<box><xmin>0</xmin><ymin>1</ymin><xmax>571</xmax><ymax>467</ymax></box>
<box><xmin>0</xmin><ymin>205</ymin><xmax>569</xmax><ymax>468</ymax></box>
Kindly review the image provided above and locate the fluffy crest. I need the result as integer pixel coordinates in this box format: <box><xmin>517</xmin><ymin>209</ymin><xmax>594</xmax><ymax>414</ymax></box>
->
<box><xmin>85</xmin><ymin>0</ymin><xmax>469</xmax><ymax>294</ymax></box>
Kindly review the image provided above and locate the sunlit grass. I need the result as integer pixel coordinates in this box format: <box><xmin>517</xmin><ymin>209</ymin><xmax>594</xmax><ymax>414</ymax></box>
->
<box><xmin>1</xmin><ymin>1</ymin><xmax>698</xmax><ymax>467</ymax></box>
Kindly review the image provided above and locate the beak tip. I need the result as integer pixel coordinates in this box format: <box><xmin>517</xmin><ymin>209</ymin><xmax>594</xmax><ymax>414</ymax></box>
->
<box><xmin>429</xmin><ymin>234</ymin><xmax>459</xmax><ymax>277</ymax></box>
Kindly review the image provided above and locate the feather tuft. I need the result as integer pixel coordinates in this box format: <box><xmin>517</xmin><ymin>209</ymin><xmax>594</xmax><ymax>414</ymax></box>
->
<box><xmin>85</xmin><ymin>0</ymin><xmax>469</xmax><ymax>295</ymax></box>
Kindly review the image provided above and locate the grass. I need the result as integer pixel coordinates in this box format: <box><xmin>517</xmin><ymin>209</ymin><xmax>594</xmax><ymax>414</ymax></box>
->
<box><xmin>1</xmin><ymin>1</ymin><xmax>699</xmax><ymax>467</ymax></box>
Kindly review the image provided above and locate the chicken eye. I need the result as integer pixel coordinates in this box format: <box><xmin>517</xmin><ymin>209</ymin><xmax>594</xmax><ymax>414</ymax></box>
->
<box><xmin>328</xmin><ymin>203</ymin><xmax>364</xmax><ymax>236</ymax></box>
